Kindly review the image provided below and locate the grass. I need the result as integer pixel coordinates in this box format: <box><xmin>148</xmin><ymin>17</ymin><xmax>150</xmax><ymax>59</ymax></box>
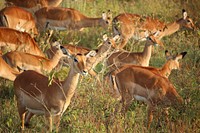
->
<box><xmin>0</xmin><ymin>0</ymin><xmax>200</xmax><ymax>132</ymax></box>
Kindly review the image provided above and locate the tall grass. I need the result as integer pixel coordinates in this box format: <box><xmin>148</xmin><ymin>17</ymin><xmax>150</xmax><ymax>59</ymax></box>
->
<box><xmin>0</xmin><ymin>0</ymin><xmax>199</xmax><ymax>132</ymax></box>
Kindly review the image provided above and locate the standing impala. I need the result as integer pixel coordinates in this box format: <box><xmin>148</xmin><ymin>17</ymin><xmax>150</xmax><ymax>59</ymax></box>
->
<box><xmin>13</xmin><ymin>49</ymin><xmax>96</xmax><ymax>132</ymax></box>
<box><xmin>108</xmin><ymin>50</ymin><xmax>187</xmax><ymax>100</ymax></box>
<box><xmin>0</xmin><ymin>27</ymin><xmax>45</xmax><ymax>57</ymax></box>
<box><xmin>2</xmin><ymin>42</ymin><xmax>67</xmax><ymax>74</ymax></box>
<box><xmin>0</xmin><ymin>6</ymin><xmax>38</xmax><ymax>35</ymax></box>
<box><xmin>144</xmin><ymin>50</ymin><xmax>187</xmax><ymax>78</ymax></box>
<box><xmin>113</xmin><ymin>9</ymin><xmax>195</xmax><ymax>49</ymax></box>
<box><xmin>108</xmin><ymin>65</ymin><xmax>183</xmax><ymax>128</ymax></box>
<box><xmin>107</xmin><ymin>31</ymin><xmax>162</xmax><ymax>72</ymax></box>
<box><xmin>34</xmin><ymin>7</ymin><xmax>112</xmax><ymax>32</ymax></box>
<box><xmin>13</xmin><ymin>34</ymin><xmax>116</xmax><ymax>131</ymax></box>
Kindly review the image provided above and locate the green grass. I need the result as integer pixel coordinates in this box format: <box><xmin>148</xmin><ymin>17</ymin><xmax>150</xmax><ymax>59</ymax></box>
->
<box><xmin>0</xmin><ymin>0</ymin><xmax>200</xmax><ymax>132</ymax></box>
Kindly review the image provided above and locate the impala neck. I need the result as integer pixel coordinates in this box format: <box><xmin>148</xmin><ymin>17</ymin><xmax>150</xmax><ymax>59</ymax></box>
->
<box><xmin>79</xmin><ymin>17</ymin><xmax>106</xmax><ymax>28</ymax></box>
<box><xmin>159</xmin><ymin>61</ymin><xmax>172</xmax><ymax>78</ymax></box>
<box><xmin>62</xmin><ymin>67</ymin><xmax>80</xmax><ymax>101</ymax></box>
<box><xmin>48</xmin><ymin>52</ymin><xmax>63</xmax><ymax>70</ymax></box>
<box><xmin>141</xmin><ymin>42</ymin><xmax>152</xmax><ymax>66</ymax></box>
<box><xmin>161</xmin><ymin>21</ymin><xmax>181</xmax><ymax>37</ymax></box>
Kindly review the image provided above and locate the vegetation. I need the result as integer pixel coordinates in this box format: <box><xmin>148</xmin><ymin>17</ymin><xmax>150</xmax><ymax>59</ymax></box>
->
<box><xmin>0</xmin><ymin>0</ymin><xmax>199</xmax><ymax>132</ymax></box>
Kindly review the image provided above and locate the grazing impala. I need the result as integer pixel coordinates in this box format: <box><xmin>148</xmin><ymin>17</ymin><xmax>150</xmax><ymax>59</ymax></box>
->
<box><xmin>0</xmin><ymin>57</ymin><xmax>20</xmax><ymax>81</ymax></box>
<box><xmin>13</xmin><ymin>49</ymin><xmax>96</xmax><ymax>132</ymax></box>
<box><xmin>34</xmin><ymin>7</ymin><xmax>112</xmax><ymax>32</ymax></box>
<box><xmin>0</xmin><ymin>27</ymin><xmax>45</xmax><ymax>57</ymax></box>
<box><xmin>108</xmin><ymin>65</ymin><xmax>183</xmax><ymax>128</ymax></box>
<box><xmin>107</xmin><ymin>31</ymin><xmax>161</xmax><ymax>72</ymax></box>
<box><xmin>0</xmin><ymin>6</ymin><xmax>38</xmax><ymax>35</ymax></box>
<box><xmin>113</xmin><ymin>9</ymin><xmax>195</xmax><ymax>49</ymax></box>
<box><xmin>5</xmin><ymin>0</ymin><xmax>63</xmax><ymax>8</ymax></box>
<box><xmin>2</xmin><ymin>42</ymin><xmax>67</xmax><ymax>74</ymax></box>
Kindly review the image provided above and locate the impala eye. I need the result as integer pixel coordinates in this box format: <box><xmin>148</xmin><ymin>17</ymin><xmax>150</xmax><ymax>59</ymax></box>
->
<box><xmin>74</xmin><ymin>58</ymin><xmax>78</xmax><ymax>62</ymax></box>
<box><xmin>187</xmin><ymin>20</ymin><xmax>191</xmax><ymax>23</ymax></box>
<box><xmin>108</xmin><ymin>41</ymin><xmax>111</xmax><ymax>44</ymax></box>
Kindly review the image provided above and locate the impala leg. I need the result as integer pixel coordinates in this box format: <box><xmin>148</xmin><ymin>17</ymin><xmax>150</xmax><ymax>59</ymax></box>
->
<box><xmin>25</xmin><ymin>111</ymin><xmax>34</xmax><ymax>128</ymax></box>
<box><xmin>45</xmin><ymin>115</ymin><xmax>53</xmax><ymax>132</ymax></box>
<box><xmin>17</xmin><ymin>102</ymin><xmax>26</xmax><ymax>130</ymax></box>
<box><xmin>163</xmin><ymin>107</ymin><xmax>170</xmax><ymax>125</ymax></box>
<box><xmin>147</xmin><ymin>104</ymin><xmax>155</xmax><ymax>129</ymax></box>
<box><xmin>53</xmin><ymin>115</ymin><xmax>61</xmax><ymax>133</ymax></box>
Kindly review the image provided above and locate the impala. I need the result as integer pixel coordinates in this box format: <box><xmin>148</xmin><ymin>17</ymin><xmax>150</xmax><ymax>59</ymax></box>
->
<box><xmin>0</xmin><ymin>27</ymin><xmax>45</xmax><ymax>57</ymax></box>
<box><xmin>144</xmin><ymin>50</ymin><xmax>187</xmax><ymax>78</ymax></box>
<box><xmin>5</xmin><ymin>0</ymin><xmax>63</xmax><ymax>8</ymax></box>
<box><xmin>0</xmin><ymin>57</ymin><xmax>20</xmax><ymax>81</ymax></box>
<box><xmin>108</xmin><ymin>50</ymin><xmax>187</xmax><ymax>100</ymax></box>
<box><xmin>46</xmin><ymin>35</ymin><xmax>119</xmax><ymax>83</ymax></box>
<box><xmin>113</xmin><ymin>9</ymin><xmax>195</xmax><ymax>49</ymax></box>
<box><xmin>107</xmin><ymin>31</ymin><xmax>161</xmax><ymax>72</ymax></box>
<box><xmin>0</xmin><ymin>6</ymin><xmax>38</xmax><ymax>35</ymax></box>
<box><xmin>108</xmin><ymin>64</ymin><xmax>183</xmax><ymax>128</ymax></box>
<box><xmin>14</xmin><ymin>49</ymin><xmax>96</xmax><ymax>132</ymax></box>
<box><xmin>2</xmin><ymin>42</ymin><xmax>67</xmax><ymax>74</ymax></box>
<box><xmin>34</xmin><ymin>7</ymin><xmax>112</xmax><ymax>32</ymax></box>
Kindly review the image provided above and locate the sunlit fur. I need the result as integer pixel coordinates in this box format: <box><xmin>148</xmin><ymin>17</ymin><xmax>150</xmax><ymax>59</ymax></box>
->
<box><xmin>35</xmin><ymin>7</ymin><xmax>112</xmax><ymax>32</ymax></box>
<box><xmin>0</xmin><ymin>6</ymin><xmax>38</xmax><ymax>35</ymax></box>
<box><xmin>113</xmin><ymin>9</ymin><xmax>195</xmax><ymax>49</ymax></box>
<box><xmin>0</xmin><ymin>27</ymin><xmax>45</xmax><ymax>57</ymax></box>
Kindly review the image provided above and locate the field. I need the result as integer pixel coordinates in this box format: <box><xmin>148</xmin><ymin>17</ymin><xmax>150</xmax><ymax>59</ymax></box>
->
<box><xmin>0</xmin><ymin>0</ymin><xmax>200</xmax><ymax>132</ymax></box>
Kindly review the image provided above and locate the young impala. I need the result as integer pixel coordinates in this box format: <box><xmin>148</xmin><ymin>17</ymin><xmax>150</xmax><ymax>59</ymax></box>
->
<box><xmin>0</xmin><ymin>6</ymin><xmax>38</xmax><ymax>35</ymax></box>
<box><xmin>107</xmin><ymin>31</ymin><xmax>162</xmax><ymax>72</ymax></box>
<box><xmin>14</xmin><ymin>49</ymin><xmax>96</xmax><ymax>132</ymax></box>
<box><xmin>2</xmin><ymin>42</ymin><xmax>67</xmax><ymax>74</ymax></box>
<box><xmin>0</xmin><ymin>27</ymin><xmax>45</xmax><ymax>57</ymax></box>
<box><xmin>34</xmin><ymin>7</ymin><xmax>112</xmax><ymax>32</ymax></box>
<box><xmin>108</xmin><ymin>64</ymin><xmax>183</xmax><ymax>128</ymax></box>
<box><xmin>113</xmin><ymin>9</ymin><xmax>195</xmax><ymax>49</ymax></box>
<box><xmin>144</xmin><ymin>50</ymin><xmax>187</xmax><ymax>78</ymax></box>
<box><xmin>46</xmin><ymin>35</ymin><xmax>119</xmax><ymax>83</ymax></box>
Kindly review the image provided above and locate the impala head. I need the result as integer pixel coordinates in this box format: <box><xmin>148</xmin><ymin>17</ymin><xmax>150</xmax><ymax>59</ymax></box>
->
<box><xmin>145</xmin><ymin>31</ymin><xmax>164</xmax><ymax>47</ymax></box>
<box><xmin>102</xmin><ymin>10</ymin><xmax>112</xmax><ymax>26</ymax></box>
<box><xmin>51</xmin><ymin>41</ymin><xmax>71</xmax><ymax>57</ymax></box>
<box><xmin>165</xmin><ymin>50</ymin><xmax>187</xmax><ymax>70</ymax></box>
<box><xmin>67</xmin><ymin>50</ymin><xmax>97</xmax><ymax>75</ymax></box>
<box><xmin>178</xmin><ymin>9</ymin><xmax>196</xmax><ymax>30</ymax></box>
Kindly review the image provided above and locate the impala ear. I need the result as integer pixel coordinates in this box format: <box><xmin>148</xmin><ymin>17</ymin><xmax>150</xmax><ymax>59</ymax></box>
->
<box><xmin>182</xmin><ymin>9</ymin><xmax>187</xmax><ymax>20</ymax></box>
<box><xmin>175</xmin><ymin>51</ymin><xmax>187</xmax><ymax>61</ymax></box>
<box><xmin>102</xmin><ymin>12</ymin><xmax>107</xmax><ymax>20</ymax></box>
<box><xmin>60</xmin><ymin>46</ymin><xmax>72</xmax><ymax>57</ymax></box>
<box><xmin>51</xmin><ymin>41</ymin><xmax>60</xmax><ymax>48</ymax></box>
<box><xmin>86</xmin><ymin>50</ymin><xmax>97</xmax><ymax>57</ymax></box>
<box><xmin>153</xmin><ymin>30</ymin><xmax>160</xmax><ymax>37</ymax></box>
<box><xmin>103</xmin><ymin>34</ymin><xmax>108</xmax><ymax>41</ymax></box>
<box><xmin>165</xmin><ymin>50</ymin><xmax>172</xmax><ymax>60</ymax></box>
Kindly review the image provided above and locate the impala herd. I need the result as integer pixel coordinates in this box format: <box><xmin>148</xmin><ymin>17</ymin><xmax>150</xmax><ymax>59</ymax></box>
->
<box><xmin>0</xmin><ymin>0</ymin><xmax>195</xmax><ymax>132</ymax></box>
